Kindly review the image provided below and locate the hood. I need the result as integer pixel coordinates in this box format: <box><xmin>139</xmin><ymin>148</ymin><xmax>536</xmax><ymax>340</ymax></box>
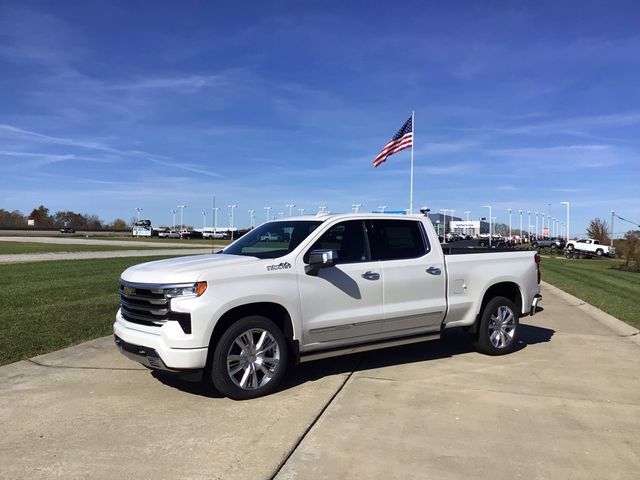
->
<box><xmin>120</xmin><ymin>254</ymin><xmax>258</xmax><ymax>284</ymax></box>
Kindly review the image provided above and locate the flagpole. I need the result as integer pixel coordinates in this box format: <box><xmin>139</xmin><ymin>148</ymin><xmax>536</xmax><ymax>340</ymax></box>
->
<box><xmin>409</xmin><ymin>110</ymin><xmax>415</xmax><ymax>214</ymax></box>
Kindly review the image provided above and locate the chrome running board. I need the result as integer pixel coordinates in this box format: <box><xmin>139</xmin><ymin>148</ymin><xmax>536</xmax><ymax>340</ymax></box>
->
<box><xmin>299</xmin><ymin>332</ymin><xmax>441</xmax><ymax>363</ymax></box>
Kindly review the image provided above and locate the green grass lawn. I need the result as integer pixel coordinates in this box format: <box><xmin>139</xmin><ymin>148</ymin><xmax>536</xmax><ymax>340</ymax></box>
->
<box><xmin>0</xmin><ymin>241</ymin><xmax>208</xmax><ymax>255</ymax></box>
<box><xmin>0</xmin><ymin>256</ymin><xmax>171</xmax><ymax>365</ymax></box>
<box><xmin>540</xmin><ymin>256</ymin><xmax>640</xmax><ymax>329</ymax></box>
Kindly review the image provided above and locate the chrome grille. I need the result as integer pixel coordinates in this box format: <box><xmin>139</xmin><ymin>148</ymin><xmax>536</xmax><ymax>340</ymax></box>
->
<box><xmin>119</xmin><ymin>282</ymin><xmax>170</xmax><ymax>327</ymax></box>
<box><xmin>118</xmin><ymin>280</ymin><xmax>192</xmax><ymax>333</ymax></box>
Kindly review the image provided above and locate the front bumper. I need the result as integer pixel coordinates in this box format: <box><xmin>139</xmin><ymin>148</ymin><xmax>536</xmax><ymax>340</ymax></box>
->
<box><xmin>530</xmin><ymin>294</ymin><xmax>543</xmax><ymax>316</ymax></box>
<box><xmin>113</xmin><ymin>319</ymin><xmax>208</xmax><ymax>371</ymax></box>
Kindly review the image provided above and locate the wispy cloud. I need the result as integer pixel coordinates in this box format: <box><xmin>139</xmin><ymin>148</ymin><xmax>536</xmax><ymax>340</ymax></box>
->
<box><xmin>0</xmin><ymin>124</ymin><xmax>222</xmax><ymax>177</ymax></box>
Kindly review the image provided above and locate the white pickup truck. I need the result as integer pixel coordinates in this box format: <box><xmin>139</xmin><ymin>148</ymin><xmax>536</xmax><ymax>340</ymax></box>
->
<box><xmin>565</xmin><ymin>238</ymin><xmax>615</xmax><ymax>257</ymax></box>
<box><xmin>115</xmin><ymin>213</ymin><xmax>542</xmax><ymax>399</ymax></box>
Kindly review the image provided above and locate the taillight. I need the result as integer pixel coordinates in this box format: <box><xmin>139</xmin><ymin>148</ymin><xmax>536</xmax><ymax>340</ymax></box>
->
<box><xmin>534</xmin><ymin>253</ymin><xmax>541</xmax><ymax>284</ymax></box>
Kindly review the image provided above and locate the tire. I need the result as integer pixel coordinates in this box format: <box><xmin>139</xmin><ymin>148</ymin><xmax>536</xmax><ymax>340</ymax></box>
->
<box><xmin>210</xmin><ymin>316</ymin><xmax>289</xmax><ymax>400</ymax></box>
<box><xmin>596</xmin><ymin>249</ymin><xmax>604</xmax><ymax>257</ymax></box>
<box><xmin>472</xmin><ymin>296</ymin><xmax>520</xmax><ymax>356</ymax></box>
<box><xmin>566</xmin><ymin>244</ymin><xmax>574</xmax><ymax>251</ymax></box>
<box><xmin>531</xmin><ymin>242</ymin><xmax>538</xmax><ymax>249</ymax></box>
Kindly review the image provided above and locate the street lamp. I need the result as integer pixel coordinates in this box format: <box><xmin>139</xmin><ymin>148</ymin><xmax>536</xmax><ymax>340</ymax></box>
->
<box><xmin>352</xmin><ymin>204</ymin><xmax>362</xmax><ymax>213</ymax></box>
<box><xmin>177</xmin><ymin>205</ymin><xmax>186</xmax><ymax>232</ymax></box>
<box><xmin>213</xmin><ymin>207</ymin><xmax>219</xmax><ymax>236</ymax></box>
<box><xmin>508</xmin><ymin>208</ymin><xmax>512</xmax><ymax>240</ymax></box>
<box><xmin>135</xmin><ymin>207</ymin><xmax>142</xmax><ymax>222</ymax></box>
<box><xmin>228</xmin><ymin>204</ymin><xmax>237</xmax><ymax>240</ymax></box>
<box><xmin>378</xmin><ymin>205</ymin><xmax>387</xmax><ymax>213</ymax></box>
<box><xmin>318</xmin><ymin>205</ymin><xmax>327</xmax><ymax>214</ymax></box>
<box><xmin>264</xmin><ymin>206</ymin><xmax>272</xmax><ymax>221</ymax></box>
<box><xmin>561</xmin><ymin>201</ymin><xmax>570</xmax><ymax>241</ymax></box>
<box><xmin>248</xmin><ymin>210</ymin><xmax>255</xmax><ymax>229</ymax></box>
<box><xmin>535</xmin><ymin>212</ymin><xmax>539</xmax><ymax>238</ymax></box>
<box><xmin>298</xmin><ymin>208</ymin><xmax>305</xmax><ymax>216</ymax></box>
<box><xmin>201</xmin><ymin>210</ymin><xmax>208</xmax><ymax>230</ymax></box>
<box><xmin>440</xmin><ymin>209</ymin><xmax>450</xmax><ymax>235</ymax></box>
<box><xmin>527</xmin><ymin>211</ymin><xmax>531</xmax><ymax>241</ymax></box>
<box><xmin>464</xmin><ymin>210</ymin><xmax>471</xmax><ymax>236</ymax></box>
<box><xmin>171</xmin><ymin>209</ymin><xmax>177</xmax><ymax>230</ymax></box>
<box><xmin>518</xmin><ymin>210</ymin><xmax>523</xmax><ymax>243</ymax></box>
<box><xmin>286</xmin><ymin>204</ymin><xmax>295</xmax><ymax>217</ymax></box>
<box><xmin>484</xmin><ymin>205</ymin><xmax>492</xmax><ymax>247</ymax></box>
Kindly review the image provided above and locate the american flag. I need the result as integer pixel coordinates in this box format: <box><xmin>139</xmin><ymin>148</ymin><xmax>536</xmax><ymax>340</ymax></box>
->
<box><xmin>372</xmin><ymin>116</ymin><xmax>413</xmax><ymax>168</ymax></box>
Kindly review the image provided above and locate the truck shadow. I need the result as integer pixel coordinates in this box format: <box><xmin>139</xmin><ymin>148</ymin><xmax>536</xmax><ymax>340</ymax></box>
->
<box><xmin>152</xmin><ymin>324</ymin><xmax>554</xmax><ymax>398</ymax></box>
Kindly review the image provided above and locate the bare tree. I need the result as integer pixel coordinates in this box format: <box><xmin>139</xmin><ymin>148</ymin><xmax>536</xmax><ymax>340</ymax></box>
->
<box><xmin>586</xmin><ymin>218</ymin><xmax>610</xmax><ymax>243</ymax></box>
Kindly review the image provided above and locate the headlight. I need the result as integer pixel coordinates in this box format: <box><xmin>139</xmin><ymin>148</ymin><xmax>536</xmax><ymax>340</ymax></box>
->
<box><xmin>164</xmin><ymin>281</ymin><xmax>207</xmax><ymax>298</ymax></box>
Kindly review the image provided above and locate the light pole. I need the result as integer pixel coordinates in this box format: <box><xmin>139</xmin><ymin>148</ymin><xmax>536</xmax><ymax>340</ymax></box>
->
<box><xmin>171</xmin><ymin>209</ymin><xmax>177</xmax><ymax>230</ymax></box>
<box><xmin>561</xmin><ymin>201</ymin><xmax>570</xmax><ymax>241</ymax></box>
<box><xmin>440</xmin><ymin>209</ymin><xmax>449</xmax><ymax>235</ymax></box>
<box><xmin>464</xmin><ymin>210</ymin><xmax>471</xmax><ymax>236</ymax></box>
<box><xmin>435</xmin><ymin>220</ymin><xmax>440</xmax><ymax>236</ymax></box>
<box><xmin>264</xmin><ymin>206</ymin><xmax>271</xmax><ymax>221</ymax></box>
<box><xmin>352</xmin><ymin>204</ymin><xmax>362</xmax><ymax>213</ymax></box>
<box><xmin>213</xmin><ymin>207</ymin><xmax>219</xmax><ymax>235</ymax></box>
<box><xmin>228</xmin><ymin>204</ymin><xmax>237</xmax><ymax>240</ymax></box>
<box><xmin>535</xmin><ymin>212</ymin><xmax>539</xmax><ymax>238</ymax></box>
<box><xmin>318</xmin><ymin>205</ymin><xmax>327</xmax><ymax>214</ymax></box>
<box><xmin>286</xmin><ymin>204</ymin><xmax>295</xmax><ymax>217</ymax></box>
<box><xmin>547</xmin><ymin>203</ymin><xmax>551</xmax><ymax>236</ymax></box>
<box><xmin>378</xmin><ymin>205</ymin><xmax>387</xmax><ymax>213</ymax></box>
<box><xmin>527</xmin><ymin>211</ymin><xmax>531</xmax><ymax>241</ymax></box>
<box><xmin>298</xmin><ymin>208</ymin><xmax>305</xmax><ymax>216</ymax></box>
<box><xmin>135</xmin><ymin>207</ymin><xmax>142</xmax><ymax>222</ymax></box>
<box><xmin>277</xmin><ymin>211</ymin><xmax>284</xmax><ymax>219</ymax></box>
<box><xmin>508</xmin><ymin>208</ymin><xmax>512</xmax><ymax>240</ymax></box>
<box><xmin>201</xmin><ymin>210</ymin><xmax>207</xmax><ymax>230</ymax></box>
<box><xmin>177</xmin><ymin>205</ymin><xmax>186</xmax><ymax>232</ymax></box>
<box><xmin>248</xmin><ymin>210</ymin><xmax>255</xmax><ymax>229</ymax></box>
<box><xmin>519</xmin><ymin>210</ymin><xmax>523</xmax><ymax>243</ymax></box>
<box><xmin>484</xmin><ymin>205</ymin><xmax>492</xmax><ymax>247</ymax></box>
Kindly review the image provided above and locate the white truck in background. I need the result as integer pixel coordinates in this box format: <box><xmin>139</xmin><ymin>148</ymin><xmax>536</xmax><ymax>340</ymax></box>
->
<box><xmin>566</xmin><ymin>238</ymin><xmax>615</xmax><ymax>257</ymax></box>
<box><xmin>115</xmin><ymin>212</ymin><xmax>542</xmax><ymax>399</ymax></box>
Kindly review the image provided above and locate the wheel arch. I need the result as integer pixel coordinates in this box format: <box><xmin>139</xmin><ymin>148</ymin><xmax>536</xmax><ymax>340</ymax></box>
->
<box><xmin>468</xmin><ymin>282</ymin><xmax>522</xmax><ymax>335</ymax></box>
<box><xmin>207</xmin><ymin>302</ymin><xmax>297</xmax><ymax>363</ymax></box>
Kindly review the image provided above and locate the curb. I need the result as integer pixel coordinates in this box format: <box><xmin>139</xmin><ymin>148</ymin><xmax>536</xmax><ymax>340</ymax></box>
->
<box><xmin>541</xmin><ymin>281</ymin><xmax>640</xmax><ymax>346</ymax></box>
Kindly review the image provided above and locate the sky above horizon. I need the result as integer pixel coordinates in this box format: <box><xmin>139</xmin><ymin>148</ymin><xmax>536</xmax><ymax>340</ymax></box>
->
<box><xmin>1</xmin><ymin>0</ymin><xmax>639</xmax><ymax>236</ymax></box>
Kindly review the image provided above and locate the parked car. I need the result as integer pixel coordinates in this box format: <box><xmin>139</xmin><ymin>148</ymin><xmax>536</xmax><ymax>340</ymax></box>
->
<box><xmin>566</xmin><ymin>238</ymin><xmax>615</xmax><ymax>257</ymax></box>
<box><xmin>60</xmin><ymin>227</ymin><xmax>75</xmax><ymax>234</ymax></box>
<box><xmin>115</xmin><ymin>213</ymin><xmax>542</xmax><ymax>399</ymax></box>
<box><xmin>203</xmin><ymin>231</ymin><xmax>227</xmax><ymax>239</ymax></box>
<box><xmin>165</xmin><ymin>231</ymin><xmax>180</xmax><ymax>239</ymax></box>
<box><xmin>531</xmin><ymin>238</ymin><xmax>566</xmax><ymax>250</ymax></box>
<box><xmin>260</xmin><ymin>232</ymin><xmax>281</xmax><ymax>242</ymax></box>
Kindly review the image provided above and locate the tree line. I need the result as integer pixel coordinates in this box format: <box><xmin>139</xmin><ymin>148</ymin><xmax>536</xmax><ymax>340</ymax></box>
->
<box><xmin>0</xmin><ymin>205</ymin><xmax>128</xmax><ymax>230</ymax></box>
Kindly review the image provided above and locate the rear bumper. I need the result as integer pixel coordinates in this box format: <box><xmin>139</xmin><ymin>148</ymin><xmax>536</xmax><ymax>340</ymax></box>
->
<box><xmin>530</xmin><ymin>293</ymin><xmax>542</xmax><ymax>316</ymax></box>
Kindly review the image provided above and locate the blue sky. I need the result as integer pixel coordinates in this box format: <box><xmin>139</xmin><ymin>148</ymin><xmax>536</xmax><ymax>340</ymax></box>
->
<box><xmin>0</xmin><ymin>0</ymin><xmax>639</xmax><ymax>236</ymax></box>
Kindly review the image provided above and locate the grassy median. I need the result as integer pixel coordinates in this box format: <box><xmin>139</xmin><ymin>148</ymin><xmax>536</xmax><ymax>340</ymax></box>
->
<box><xmin>540</xmin><ymin>256</ymin><xmax>640</xmax><ymax>329</ymax></box>
<box><xmin>0</xmin><ymin>241</ymin><xmax>206</xmax><ymax>254</ymax></box>
<box><xmin>0</xmin><ymin>256</ymin><xmax>172</xmax><ymax>366</ymax></box>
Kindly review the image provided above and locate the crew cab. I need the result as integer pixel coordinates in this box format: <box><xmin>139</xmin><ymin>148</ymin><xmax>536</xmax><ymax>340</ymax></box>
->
<box><xmin>114</xmin><ymin>213</ymin><xmax>542</xmax><ymax>399</ymax></box>
<box><xmin>566</xmin><ymin>238</ymin><xmax>615</xmax><ymax>257</ymax></box>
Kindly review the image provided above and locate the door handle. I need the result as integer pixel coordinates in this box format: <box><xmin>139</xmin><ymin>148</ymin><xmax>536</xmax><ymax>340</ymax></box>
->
<box><xmin>426</xmin><ymin>266</ymin><xmax>441</xmax><ymax>275</ymax></box>
<box><xmin>361</xmin><ymin>271</ymin><xmax>380</xmax><ymax>280</ymax></box>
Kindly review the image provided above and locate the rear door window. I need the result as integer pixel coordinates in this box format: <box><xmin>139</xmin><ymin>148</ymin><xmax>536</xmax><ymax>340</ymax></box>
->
<box><xmin>369</xmin><ymin>220</ymin><xmax>428</xmax><ymax>261</ymax></box>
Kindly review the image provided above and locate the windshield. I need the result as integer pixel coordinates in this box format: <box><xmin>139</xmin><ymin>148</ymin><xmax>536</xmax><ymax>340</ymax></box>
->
<box><xmin>223</xmin><ymin>220</ymin><xmax>323</xmax><ymax>259</ymax></box>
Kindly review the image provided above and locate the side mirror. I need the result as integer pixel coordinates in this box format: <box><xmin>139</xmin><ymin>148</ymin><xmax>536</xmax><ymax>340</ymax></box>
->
<box><xmin>306</xmin><ymin>249</ymin><xmax>338</xmax><ymax>275</ymax></box>
<box><xmin>308</xmin><ymin>249</ymin><xmax>338</xmax><ymax>268</ymax></box>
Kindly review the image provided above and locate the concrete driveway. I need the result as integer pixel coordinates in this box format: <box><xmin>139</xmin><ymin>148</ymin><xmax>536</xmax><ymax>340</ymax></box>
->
<box><xmin>1</xmin><ymin>284</ymin><xmax>638</xmax><ymax>480</ymax></box>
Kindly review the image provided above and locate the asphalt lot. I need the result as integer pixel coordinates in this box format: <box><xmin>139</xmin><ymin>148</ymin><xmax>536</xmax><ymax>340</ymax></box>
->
<box><xmin>0</xmin><ymin>284</ymin><xmax>638</xmax><ymax>479</ymax></box>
